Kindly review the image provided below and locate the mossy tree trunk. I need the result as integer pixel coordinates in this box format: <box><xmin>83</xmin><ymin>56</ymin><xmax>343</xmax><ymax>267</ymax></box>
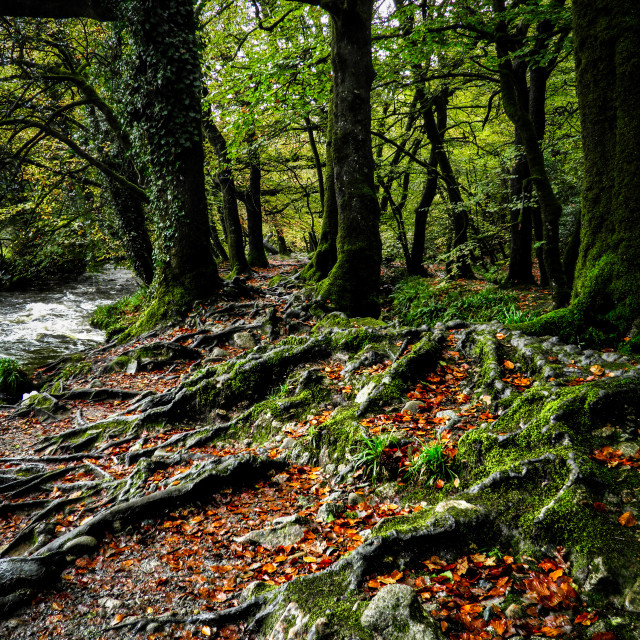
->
<box><xmin>407</xmin><ymin>147</ymin><xmax>437</xmax><ymax>277</ymax></box>
<box><xmin>301</xmin><ymin>99</ymin><xmax>338</xmax><ymax>282</ymax></box>
<box><xmin>308</xmin><ymin>3</ymin><xmax>382</xmax><ymax>317</ymax></box>
<box><xmin>569</xmin><ymin>0</ymin><xmax>640</xmax><ymax>338</ymax></box>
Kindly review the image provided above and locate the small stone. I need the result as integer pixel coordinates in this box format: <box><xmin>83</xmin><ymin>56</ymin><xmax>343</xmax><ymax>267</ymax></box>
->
<box><xmin>435</xmin><ymin>409</ymin><xmax>456</xmax><ymax>421</ymax></box>
<box><xmin>626</xmin><ymin>577</ymin><xmax>640</xmax><ymax>612</ymax></box>
<box><xmin>281</xmin><ymin>437</ymin><xmax>296</xmax><ymax>449</ymax></box>
<box><xmin>63</xmin><ymin>535</ymin><xmax>98</xmax><ymax>556</ymax></box>
<box><xmin>125</xmin><ymin>360</ymin><xmax>139</xmax><ymax>374</ymax></box>
<box><xmin>233</xmin><ymin>332</ymin><xmax>257</xmax><ymax>349</ymax></box>
<box><xmin>98</xmin><ymin>597</ymin><xmax>122</xmax><ymax>610</ymax></box>
<box><xmin>402</xmin><ymin>400</ymin><xmax>423</xmax><ymax>414</ymax></box>
<box><xmin>433</xmin><ymin>499</ymin><xmax>481</xmax><ymax>514</ymax></box>
<box><xmin>316</xmin><ymin>502</ymin><xmax>345</xmax><ymax>522</ymax></box>
<box><xmin>347</xmin><ymin>492</ymin><xmax>362</xmax><ymax>506</ymax></box>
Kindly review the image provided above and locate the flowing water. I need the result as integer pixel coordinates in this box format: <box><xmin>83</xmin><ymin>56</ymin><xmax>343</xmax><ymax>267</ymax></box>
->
<box><xmin>0</xmin><ymin>267</ymin><xmax>140</xmax><ymax>369</ymax></box>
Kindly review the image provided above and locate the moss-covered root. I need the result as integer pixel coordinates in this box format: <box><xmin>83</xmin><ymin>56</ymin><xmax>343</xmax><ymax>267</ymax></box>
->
<box><xmin>355</xmin><ymin>329</ymin><xmax>445</xmax><ymax>417</ymax></box>
<box><xmin>456</xmin><ymin>376</ymin><xmax>640</xmax><ymax>609</ymax></box>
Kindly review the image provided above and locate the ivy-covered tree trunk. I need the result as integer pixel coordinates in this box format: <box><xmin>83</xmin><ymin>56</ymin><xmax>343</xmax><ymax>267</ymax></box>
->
<box><xmin>121</xmin><ymin>0</ymin><xmax>220</xmax><ymax>321</ymax></box>
<box><xmin>315</xmin><ymin>5</ymin><xmax>382</xmax><ymax>317</ymax></box>
<box><xmin>569</xmin><ymin>0</ymin><xmax>640</xmax><ymax>340</ymax></box>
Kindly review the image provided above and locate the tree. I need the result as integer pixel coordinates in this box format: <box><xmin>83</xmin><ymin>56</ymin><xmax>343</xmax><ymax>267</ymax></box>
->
<box><xmin>1</xmin><ymin>0</ymin><xmax>221</xmax><ymax>324</ymax></box>
<box><xmin>294</xmin><ymin>0</ymin><xmax>382</xmax><ymax>317</ymax></box>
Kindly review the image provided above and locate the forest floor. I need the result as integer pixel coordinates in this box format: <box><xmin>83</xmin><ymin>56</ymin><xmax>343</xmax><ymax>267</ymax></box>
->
<box><xmin>0</xmin><ymin>258</ymin><xmax>636</xmax><ymax>640</ymax></box>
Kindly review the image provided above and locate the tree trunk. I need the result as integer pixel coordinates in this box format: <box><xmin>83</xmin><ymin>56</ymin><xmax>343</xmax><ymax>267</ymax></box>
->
<box><xmin>301</xmin><ymin>95</ymin><xmax>339</xmax><ymax>282</ymax></box>
<box><xmin>506</xmin><ymin>135</ymin><xmax>535</xmax><ymax>285</ymax></box>
<box><xmin>245</xmin><ymin>143</ymin><xmax>269</xmax><ymax>268</ymax></box>
<box><xmin>422</xmin><ymin>96</ymin><xmax>474</xmax><ymax>279</ymax></box>
<box><xmin>316</xmin><ymin>5</ymin><xmax>382</xmax><ymax>317</ymax></box>
<box><xmin>123</xmin><ymin>0</ymin><xmax>220</xmax><ymax>321</ymax></box>
<box><xmin>492</xmin><ymin>0</ymin><xmax>569</xmax><ymax>307</ymax></box>
<box><xmin>105</xmin><ymin>169</ymin><xmax>154</xmax><ymax>285</ymax></box>
<box><xmin>407</xmin><ymin>147</ymin><xmax>437</xmax><ymax>276</ymax></box>
<box><xmin>569</xmin><ymin>0</ymin><xmax>640</xmax><ymax>339</ymax></box>
<box><xmin>204</xmin><ymin>120</ymin><xmax>250</xmax><ymax>275</ymax></box>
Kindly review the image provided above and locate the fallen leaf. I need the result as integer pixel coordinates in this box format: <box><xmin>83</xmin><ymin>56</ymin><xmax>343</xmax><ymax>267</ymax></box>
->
<box><xmin>619</xmin><ymin>511</ymin><xmax>638</xmax><ymax>527</ymax></box>
<box><xmin>504</xmin><ymin>360</ymin><xmax>515</xmax><ymax>369</ymax></box>
<box><xmin>590</xmin><ymin>364</ymin><xmax>605</xmax><ymax>376</ymax></box>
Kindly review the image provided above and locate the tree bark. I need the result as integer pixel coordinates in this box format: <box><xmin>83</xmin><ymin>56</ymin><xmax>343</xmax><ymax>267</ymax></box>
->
<box><xmin>204</xmin><ymin>120</ymin><xmax>250</xmax><ymax>275</ymax></box>
<box><xmin>569</xmin><ymin>0</ymin><xmax>640</xmax><ymax>337</ymax></box>
<box><xmin>422</xmin><ymin>95</ymin><xmax>474</xmax><ymax>279</ymax></box>
<box><xmin>492</xmin><ymin>0</ymin><xmax>569</xmax><ymax>307</ymax></box>
<box><xmin>408</xmin><ymin>147</ymin><xmax>437</xmax><ymax>277</ymax></box>
<box><xmin>315</xmin><ymin>4</ymin><xmax>382</xmax><ymax>317</ymax></box>
<box><xmin>300</xmin><ymin>91</ymin><xmax>338</xmax><ymax>282</ymax></box>
<box><xmin>245</xmin><ymin>140</ymin><xmax>269</xmax><ymax>268</ymax></box>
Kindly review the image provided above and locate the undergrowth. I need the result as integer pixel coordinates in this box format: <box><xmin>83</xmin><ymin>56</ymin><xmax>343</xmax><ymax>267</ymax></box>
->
<box><xmin>393</xmin><ymin>277</ymin><xmax>540</xmax><ymax>326</ymax></box>
<box><xmin>90</xmin><ymin>287</ymin><xmax>148</xmax><ymax>340</ymax></box>
<box><xmin>0</xmin><ymin>357</ymin><xmax>29</xmax><ymax>398</ymax></box>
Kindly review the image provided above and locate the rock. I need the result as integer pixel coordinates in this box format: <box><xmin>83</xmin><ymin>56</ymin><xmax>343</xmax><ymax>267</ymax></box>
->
<box><xmin>125</xmin><ymin>360</ymin><xmax>139</xmax><ymax>374</ymax></box>
<box><xmin>212</xmin><ymin>347</ymin><xmax>229</xmax><ymax>358</ymax></box>
<box><xmin>433</xmin><ymin>500</ymin><xmax>481</xmax><ymax>514</ymax></box>
<box><xmin>98</xmin><ymin>597</ymin><xmax>122</xmax><ymax>610</ymax></box>
<box><xmin>347</xmin><ymin>492</ymin><xmax>363</xmax><ymax>506</ymax></box>
<box><xmin>402</xmin><ymin>400</ymin><xmax>423</xmax><ymax>414</ymax></box>
<box><xmin>316</xmin><ymin>501</ymin><xmax>345</xmax><ymax>522</ymax></box>
<box><xmin>602</xmin><ymin>352</ymin><xmax>620</xmax><ymax>362</ymax></box>
<box><xmin>237</xmin><ymin>515</ymin><xmax>310</xmax><ymax>548</ymax></box>
<box><xmin>233</xmin><ymin>332</ymin><xmax>257</xmax><ymax>349</ymax></box>
<box><xmin>361</xmin><ymin>584</ymin><xmax>443</xmax><ymax>639</ymax></box>
<box><xmin>62</xmin><ymin>535</ymin><xmax>98</xmax><ymax>556</ymax></box>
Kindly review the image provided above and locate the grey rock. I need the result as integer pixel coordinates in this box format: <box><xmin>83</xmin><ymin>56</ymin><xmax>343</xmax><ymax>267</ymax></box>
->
<box><xmin>435</xmin><ymin>410</ymin><xmax>456</xmax><ymax>421</ymax></box>
<box><xmin>347</xmin><ymin>492</ymin><xmax>363</xmax><ymax>506</ymax></box>
<box><xmin>626</xmin><ymin>577</ymin><xmax>640</xmax><ymax>612</ymax></box>
<box><xmin>402</xmin><ymin>400</ymin><xmax>423</xmax><ymax>414</ymax></box>
<box><xmin>125</xmin><ymin>360</ymin><xmax>139</xmax><ymax>374</ymax></box>
<box><xmin>316</xmin><ymin>502</ymin><xmax>345</xmax><ymax>522</ymax></box>
<box><xmin>281</xmin><ymin>437</ymin><xmax>297</xmax><ymax>450</ymax></box>
<box><xmin>602</xmin><ymin>352</ymin><xmax>620</xmax><ymax>363</ymax></box>
<box><xmin>63</xmin><ymin>535</ymin><xmax>98</xmax><ymax>556</ymax></box>
<box><xmin>234</xmin><ymin>332</ymin><xmax>257</xmax><ymax>349</ymax></box>
<box><xmin>98</xmin><ymin>597</ymin><xmax>122</xmax><ymax>610</ymax></box>
<box><xmin>433</xmin><ymin>500</ymin><xmax>481</xmax><ymax>514</ymax></box>
<box><xmin>361</xmin><ymin>584</ymin><xmax>442</xmax><ymax>639</ymax></box>
<box><xmin>237</xmin><ymin>515</ymin><xmax>310</xmax><ymax>548</ymax></box>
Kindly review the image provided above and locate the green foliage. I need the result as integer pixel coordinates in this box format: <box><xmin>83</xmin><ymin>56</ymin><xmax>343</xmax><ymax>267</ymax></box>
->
<box><xmin>404</xmin><ymin>439</ymin><xmax>456</xmax><ymax>484</ymax></box>
<box><xmin>392</xmin><ymin>278</ymin><xmax>540</xmax><ymax>326</ymax></box>
<box><xmin>90</xmin><ymin>287</ymin><xmax>148</xmax><ymax>340</ymax></box>
<box><xmin>352</xmin><ymin>432</ymin><xmax>400</xmax><ymax>484</ymax></box>
<box><xmin>0</xmin><ymin>357</ymin><xmax>29</xmax><ymax>397</ymax></box>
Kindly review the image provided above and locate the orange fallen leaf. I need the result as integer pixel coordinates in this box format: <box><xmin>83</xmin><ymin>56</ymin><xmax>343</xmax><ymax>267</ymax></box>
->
<box><xmin>619</xmin><ymin>511</ymin><xmax>638</xmax><ymax>527</ymax></box>
<box><xmin>550</xmin><ymin>568</ymin><xmax>563</xmax><ymax>581</ymax></box>
<box><xmin>201</xmin><ymin>626</ymin><xmax>212</xmax><ymax>636</ymax></box>
<box><xmin>590</xmin><ymin>364</ymin><xmax>605</xmax><ymax>376</ymax></box>
<box><xmin>504</xmin><ymin>360</ymin><xmax>515</xmax><ymax>369</ymax></box>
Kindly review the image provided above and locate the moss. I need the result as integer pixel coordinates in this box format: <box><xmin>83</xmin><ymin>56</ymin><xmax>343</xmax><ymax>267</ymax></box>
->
<box><xmin>263</xmin><ymin>568</ymin><xmax>372</xmax><ymax>640</ymax></box>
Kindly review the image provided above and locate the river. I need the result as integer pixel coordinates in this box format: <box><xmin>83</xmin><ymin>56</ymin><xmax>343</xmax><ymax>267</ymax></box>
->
<box><xmin>0</xmin><ymin>267</ymin><xmax>140</xmax><ymax>369</ymax></box>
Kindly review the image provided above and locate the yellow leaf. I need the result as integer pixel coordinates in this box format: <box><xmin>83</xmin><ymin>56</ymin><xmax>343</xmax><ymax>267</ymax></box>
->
<box><xmin>202</xmin><ymin>626</ymin><xmax>212</xmax><ymax>636</ymax></box>
<box><xmin>51</xmin><ymin>602</ymin><xmax>63</xmax><ymax>611</ymax></box>
<box><xmin>590</xmin><ymin>365</ymin><xmax>605</xmax><ymax>376</ymax></box>
<box><xmin>550</xmin><ymin>568</ymin><xmax>563</xmax><ymax>580</ymax></box>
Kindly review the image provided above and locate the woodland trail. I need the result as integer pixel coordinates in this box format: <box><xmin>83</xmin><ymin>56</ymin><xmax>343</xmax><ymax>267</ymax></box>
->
<box><xmin>0</xmin><ymin>259</ymin><xmax>638</xmax><ymax>640</ymax></box>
